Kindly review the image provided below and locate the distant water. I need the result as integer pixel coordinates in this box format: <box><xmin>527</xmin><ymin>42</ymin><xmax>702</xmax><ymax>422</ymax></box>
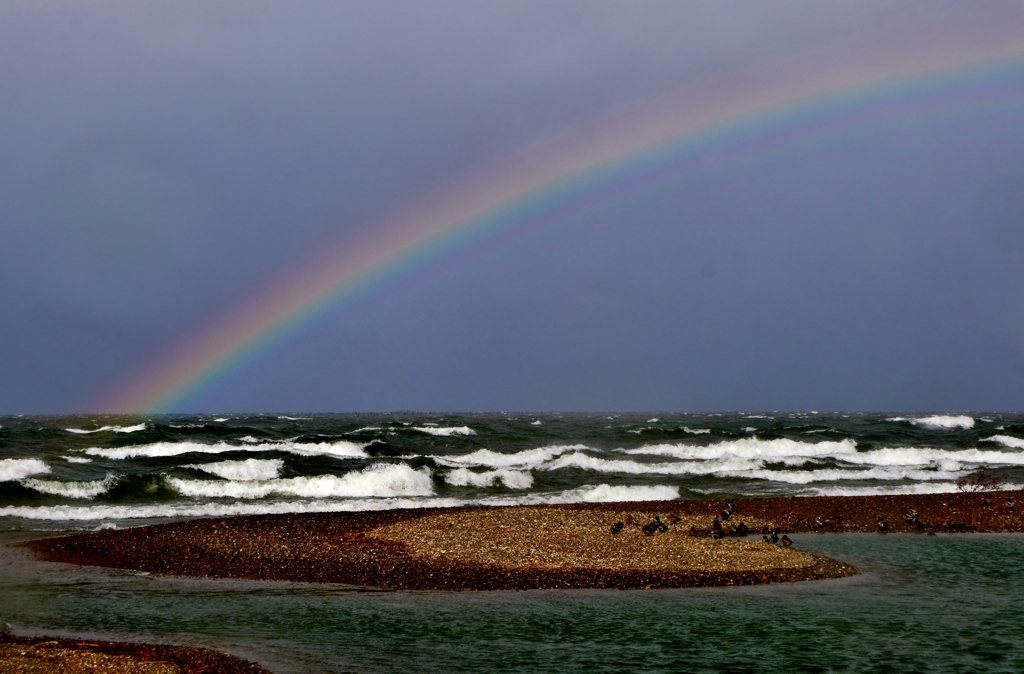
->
<box><xmin>2</xmin><ymin>412</ymin><xmax>1023</xmax><ymax>530</ymax></box>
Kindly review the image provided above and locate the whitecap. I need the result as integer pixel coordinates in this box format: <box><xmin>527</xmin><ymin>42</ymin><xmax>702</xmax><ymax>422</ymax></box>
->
<box><xmin>807</xmin><ymin>482</ymin><xmax>1023</xmax><ymax>497</ymax></box>
<box><xmin>622</xmin><ymin>438</ymin><xmax>858</xmax><ymax>463</ymax></box>
<box><xmin>0</xmin><ymin>497</ymin><xmax>465</xmax><ymax>521</ymax></box>
<box><xmin>63</xmin><ymin>456</ymin><xmax>93</xmax><ymax>464</ymax></box>
<box><xmin>20</xmin><ymin>477</ymin><xmax>115</xmax><ymax>499</ymax></box>
<box><xmin>432</xmin><ymin>445</ymin><xmax>585</xmax><ymax>469</ymax></box>
<box><xmin>683</xmin><ymin>427</ymin><xmax>711</xmax><ymax>434</ymax></box>
<box><xmin>412</xmin><ymin>426</ymin><xmax>476</xmax><ymax>436</ymax></box>
<box><xmin>987</xmin><ymin>435</ymin><xmax>1024</xmax><ymax>450</ymax></box>
<box><xmin>81</xmin><ymin>439</ymin><xmax>368</xmax><ymax>460</ymax></box>
<box><xmin>278</xmin><ymin>416</ymin><xmax>311</xmax><ymax>421</ymax></box>
<box><xmin>550</xmin><ymin>483</ymin><xmax>679</xmax><ymax>503</ymax></box>
<box><xmin>888</xmin><ymin>415</ymin><xmax>975</xmax><ymax>430</ymax></box>
<box><xmin>0</xmin><ymin>458</ymin><xmax>50</xmax><ymax>482</ymax></box>
<box><xmin>166</xmin><ymin>464</ymin><xmax>433</xmax><ymax>500</ymax></box>
<box><xmin>65</xmin><ymin>424</ymin><xmax>146</xmax><ymax>434</ymax></box>
<box><xmin>837</xmin><ymin>446</ymin><xmax>1024</xmax><ymax>469</ymax></box>
<box><xmin>186</xmin><ymin>458</ymin><xmax>284</xmax><ymax>481</ymax></box>
<box><xmin>444</xmin><ymin>468</ymin><xmax>533</xmax><ymax>489</ymax></box>
<box><xmin>531</xmin><ymin>420</ymin><xmax>542</xmax><ymax>426</ymax></box>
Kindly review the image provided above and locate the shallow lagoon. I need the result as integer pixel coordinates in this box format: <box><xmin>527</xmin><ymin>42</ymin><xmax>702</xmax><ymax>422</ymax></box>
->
<box><xmin>3</xmin><ymin>532</ymin><xmax>1023</xmax><ymax>673</ymax></box>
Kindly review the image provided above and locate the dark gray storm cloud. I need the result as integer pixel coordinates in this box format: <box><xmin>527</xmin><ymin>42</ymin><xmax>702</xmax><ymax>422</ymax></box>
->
<box><xmin>2</xmin><ymin>0</ymin><xmax>1023</xmax><ymax>412</ymax></box>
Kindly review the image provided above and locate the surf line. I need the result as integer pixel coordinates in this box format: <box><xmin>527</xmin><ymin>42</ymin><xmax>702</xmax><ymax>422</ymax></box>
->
<box><xmin>94</xmin><ymin>36</ymin><xmax>1024</xmax><ymax>413</ymax></box>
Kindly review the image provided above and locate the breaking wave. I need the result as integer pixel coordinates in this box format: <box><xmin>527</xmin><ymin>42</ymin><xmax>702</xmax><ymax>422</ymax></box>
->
<box><xmin>166</xmin><ymin>464</ymin><xmax>433</xmax><ymax>500</ymax></box>
<box><xmin>444</xmin><ymin>468</ymin><xmax>533</xmax><ymax>489</ymax></box>
<box><xmin>186</xmin><ymin>458</ymin><xmax>284</xmax><ymax>481</ymax></box>
<box><xmin>412</xmin><ymin>426</ymin><xmax>476</xmax><ymax>436</ymax></box>
<box><xmin>65</xmin><ymin>424</ymin><xmax>147</xmax><ymax>434</ymax></box>
<box><xmin>988</xmin><ymin>435</ymin><xmax>1024</xmax><ymax>449</ymax></box>
<box><xmin>0</xmin><ymin>459</ymin><xmax>50</xmax><ymax>482</ymax></box>
<box><xmin>888</xmin><ymin>415</ymin><xmax>975</xmax><ymax>430</ymax></box>
<box><xmin>20</xmin><ymin>477</ymin><xmax>115</xmax><ymax>499</ymax></box>
<box><xmin>432</xmin><ymin>445</ymin><xmax>586</xmax><ymax>469</ymax></box>
<box><xmin>81</xmin><ymin>440</ymin><xmax>367</xmax><ymax>460</ymax></box>
<box><xmin>622</xmin><ymin>438</ymin><xmax>858</xmax><ymax>462</ymax></box>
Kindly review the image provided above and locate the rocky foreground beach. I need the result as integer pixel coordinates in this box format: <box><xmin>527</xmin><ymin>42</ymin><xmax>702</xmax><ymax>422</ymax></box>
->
<box><xmin>23</xmin><ymin>490</ymin><xmax>1024</xmax><ymax>592</ymax></box>
<box><xmin>0</xmin><ymin>633</ymin><xmax>269</xmax><ymax>674</ymax></box>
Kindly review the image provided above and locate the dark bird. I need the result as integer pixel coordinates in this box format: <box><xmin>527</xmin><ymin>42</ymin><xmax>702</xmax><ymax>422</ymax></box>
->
<box><xmin>877</xmin><ymin>518</ymin><xmax>888</xmax><ymax>532</ymax></box>
<box><xmin>642</xmin><ymin>516</ymin><xmax>666</xmax><ymax>536</ymax></box>
<box><xmin>904</xmin><ymin>507</ymin><xmax>919</xmax><ymax>522</ymax></box>
<box><xmin>769</xmin><ymin>531</ymin><xmax>780</xmax><ymax>544</ymax></box>
<box><xmin>762</xmin><ymin>535</ymin><xmax>771</xmax><ymax>543</ymax></box>
<box><xmin>735</xmin><ymin>522</ymin><xmax>749</xmax><ymax>537</ymax></box>
<box><xmin>611</xmin><ymin>521</ymin><xmax>624</xmax><ymax>535</ymax></box>
<box><xmin>780</xmin><ymin>534</ymin><xmax>793</xmax><ymax>547</ymax></box>
<box><xmin>1007</xmin><ymin>498</ymin><xmax>1016</xmax><ymax>510</ymax></box>
<box><xmin>815</xmin><ymin>518</ymin><xmax>828</xmax><ymax>529</ymax></box>
<box><xmin>721</xmin><ymin>509</ymin><xmax>731</xmax><ymax>521</ymax></box>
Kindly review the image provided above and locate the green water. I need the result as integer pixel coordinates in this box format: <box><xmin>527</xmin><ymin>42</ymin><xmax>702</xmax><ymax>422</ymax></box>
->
<box><xmin>3</xmin><ymin>533</ymin><xmax>1024</xmax><ymax>673</ymax></box>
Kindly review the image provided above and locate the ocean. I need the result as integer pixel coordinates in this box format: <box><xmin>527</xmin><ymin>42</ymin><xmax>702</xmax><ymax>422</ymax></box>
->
<box><xmin>4</xmin><ymin>413</ymin><xmax>1024</xmax><ymax>672</ymax></box>
<box><xmin>2</xmin><ymin>412</ymin><xmax>1023</xmax><ymax>530</ymax></box>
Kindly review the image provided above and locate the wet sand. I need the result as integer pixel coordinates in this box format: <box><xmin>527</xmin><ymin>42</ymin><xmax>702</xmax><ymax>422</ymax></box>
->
<box><xmin>0</xmin><ymin>633</ymin><xmax>269</xmax><ymax>674</ymax></box>
<box><xmin>23</xmin><ymin>491</ymin><xmax>1023</xmax><ymax>591</ymax></box>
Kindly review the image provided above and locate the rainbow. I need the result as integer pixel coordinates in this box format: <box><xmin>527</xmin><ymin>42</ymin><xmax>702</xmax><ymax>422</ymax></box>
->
<box><xmin>96</xmin><ymin>28</ymin><xmax>1024</xmax><ymax>413</ymax></box>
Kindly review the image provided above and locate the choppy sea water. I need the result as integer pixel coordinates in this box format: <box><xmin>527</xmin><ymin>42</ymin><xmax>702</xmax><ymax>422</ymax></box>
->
<box><xmin>2</xmin><ymin>412</ymin><xmax>1024</xmax><ymax>530</ymax></box>
<box><xmin>3</xmin><ymin>413</ymin><xmax>1024</xmax><ymax>672</ymax></box>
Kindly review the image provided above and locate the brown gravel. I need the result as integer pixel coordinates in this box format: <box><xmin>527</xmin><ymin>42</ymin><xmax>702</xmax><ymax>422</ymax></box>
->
<box><xmin>0</xmin><ymin>633</ymin><xmax>269</xmax><ymax>674</ymax></box>
<box><xmin>23</xmin><ymin>490</ymin><xmax>1024</xmax><ymax>591</ymax></box>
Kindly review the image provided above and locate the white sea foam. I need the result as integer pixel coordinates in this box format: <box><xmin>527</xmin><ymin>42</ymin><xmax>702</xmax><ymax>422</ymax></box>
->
<box><xmin>0</xmin><ymin>497</ymin><xmax>465</xmax><ymax>521</ymax></box>
<box><xmin>65</xmin><ymin>424</ymin><xmax>146</xmax><ymax>434</ymax></box>
<box><xmin>888</xmin><ymin>415</ymin><xmax>975</xmax><ymax>430</ymax></box>
<box><xmin>987</xmin><ymin>435</ymin><xmax>1024</xmax><ymax>449</ymax></box>
<box><xmin>444</xmin><ymin>468</ymin><xmax>533</xmax><ymax>489</ymax></box>
<box><xmin>623</xmin><ymin>438</ymin><xmax>858</xmax><ymax>463</ymax></box>
<box><xmin>683</xmin><ymin>427</ymin><xmax>711</xmax><ymax>434</ymax></box>
<box><xmin>432</xmin><ymin>445</ymin><xmax>586</xmax><ymax>469</ymax></box>
<box><xmin>806</xmin><ymin>482</ymin><xmax>1021</xmax><ymax>497</ymax></box>
<box><xmin>647</xmin><ymin>418</ymin><xmax>660</xmax><ymax>423</ymax></box>
<box><xmin>0</xmin><ymin>459</ymin><xmax>50</xmax><ymax>481</ymax></box>
<box><xmin>542</xmin><ymin>452</ymin><xmax>759</xmax><ymax>476</ymax></box>
<box><xmin>63</xmin><ymin>456</ymin><xmax>93</xmax><ymax>464</ymax></box>
<box><xmin>278</xmin><ymin>416</ymin><xmax>311</xmax><ymax>420</ymax></box>
<box><xmin>551</xmin><ymin>484</ymin><xmax>679</xmax><ymax>502</ymax></box>
<box><xmin>186</xmin><ymin>458</ymin><xmax>284</xmax><ymax>481</ymax></box>
<box><xmin>531</xmin><ymin>420</ymin><xmax>542</xmax><ymax>425</ymax></box>
<box><xmin>81</xmin><ymin>440</ymin><xmax>367</xmax><ymax>460</ymax></box>
<box><xmin>167</xmin><ymin>464</ymin><xmax>433</xmax><ymax>499</ymax></box>
<box><xmin>837</xmin><ymin>446</ymin><xmax>1024</xmax><ymax>469</ymax></box>
<box><xmin>736</xmin><ymin>467</ymin><xmax>960</xmax><ymax>484</ymax></box>
<box><xmin>20</xmin><ymin>477</ymin><xmax>115</xmax><ymax>499</ymax></box>
<box><xmin>412</xmin><ymin>426</ymin><xmax>476</xmax><ymax>436</ymax></box>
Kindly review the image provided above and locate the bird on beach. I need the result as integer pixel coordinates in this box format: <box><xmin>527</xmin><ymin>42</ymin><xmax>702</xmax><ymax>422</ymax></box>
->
<box><xmin>611</xmin><ymin>521</ymin><xmax>624</xmax><ymax>535</ymax></box>
<box><xmin>877</xmin><ymin>518</ymin><xmax>888</xmax><ymax>532</ymax></box>
<box><xmin>1007</xmin><ymin>498</ymin><xmax>1015</xmax><ymax>510</ymax></box>
<box><xmin>735</xmin><ymin>522</ymin><xmax>749</xmax><ymax>537</ymax></box>
<box><xmin>762</xmin><ymin>535</ymin><xmax>772</xmax><ymax>543</ymax></box>
<box><xmin>769</xmin><ymin>531</ymin><xmax>780</xmax><ymax>544</ymax></box>
<box><xmin>642</xmin><ymin>516</ymin><xmax>668</xmax><ymax>536</ymax></box>
<box><xmin>780</xmin><ymin>534</ymin><xmax>793</xmax><ymax>547</ymax></box>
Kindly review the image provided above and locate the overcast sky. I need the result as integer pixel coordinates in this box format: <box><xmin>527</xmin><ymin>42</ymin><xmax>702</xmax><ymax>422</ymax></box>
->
<box><xmin>2</xmin><ymin>0</ymin><xmax>1024</xmax><ymax>414</ymax></box>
